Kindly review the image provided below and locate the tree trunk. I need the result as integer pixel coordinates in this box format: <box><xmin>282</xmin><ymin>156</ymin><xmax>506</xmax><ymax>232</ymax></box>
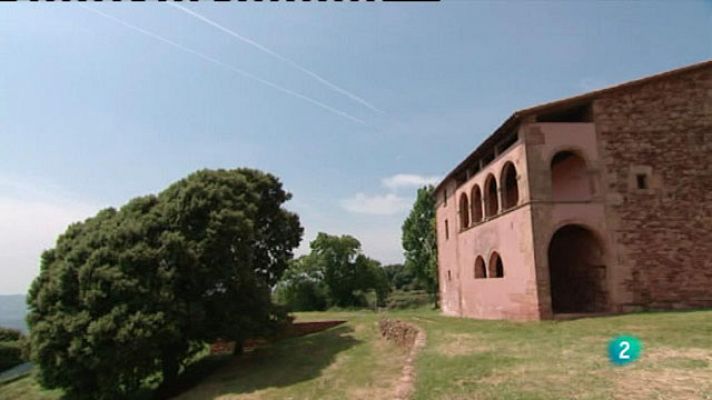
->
<box><xmin>232</xmin><ymin>340</ymin><xmax>244</xmax><ymax>356</ymax></box>
<box><xmin>162</xmin><ymin>355</ymin><xmax>180</xmax><ymax>388</ymax></box>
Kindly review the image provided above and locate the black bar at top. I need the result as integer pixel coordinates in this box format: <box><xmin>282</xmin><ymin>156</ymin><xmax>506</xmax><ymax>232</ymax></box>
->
<box><xmin>2</xmin><ymin>0</ymin><xmax>441</xmax><ymax>2</ymax></box>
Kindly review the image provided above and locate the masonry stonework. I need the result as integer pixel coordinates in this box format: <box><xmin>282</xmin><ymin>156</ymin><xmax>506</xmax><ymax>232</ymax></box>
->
<box><xmin>594</xmin><ymin>66</ymin><xmax>712</xmax><ymax>311</ymax></box>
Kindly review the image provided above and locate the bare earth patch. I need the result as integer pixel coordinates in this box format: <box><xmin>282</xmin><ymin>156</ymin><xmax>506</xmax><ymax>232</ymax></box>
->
<box><xmin>613</xmin><ymin>347</ymin><xmax>712</xmax><ymax>400</ymax></box>
<box><xmin>392</xmin><ymin>323</ymin><xmax>427</xmax><ymax>400</ymax></box>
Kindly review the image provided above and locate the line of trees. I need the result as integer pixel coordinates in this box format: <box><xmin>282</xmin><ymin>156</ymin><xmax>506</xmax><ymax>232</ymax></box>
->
<box><xmin>275</xmin><ymin>184</ymin><xmax>439</xmax><ymax>312</ymax></box>
<box><xmin>25</xmin><ymin>167</ymin><xmax>439</xmax><ymax>399</ymax></box>
<box><xmin>274</xmin><ymin>233</ymin><xmax>390</xmax><ymax>311</ymax></box>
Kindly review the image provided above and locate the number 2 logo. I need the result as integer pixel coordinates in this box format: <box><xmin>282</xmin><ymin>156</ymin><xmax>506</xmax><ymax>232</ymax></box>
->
<box><xmin>609</xmin><ymin>335</ymin><xmax>642</xmax><ymax>365</ymax></box>
<box><xmin>618</xmin><ymin>341</ymin><xmax>631</xmax><ymax>360</ymax></box>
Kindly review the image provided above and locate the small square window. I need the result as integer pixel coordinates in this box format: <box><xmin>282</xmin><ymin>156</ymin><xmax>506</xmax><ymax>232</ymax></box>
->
<box><xmin>636</xmin><ymin>174</ymin><xmax>648</xmax><ymax>189</ymax></box>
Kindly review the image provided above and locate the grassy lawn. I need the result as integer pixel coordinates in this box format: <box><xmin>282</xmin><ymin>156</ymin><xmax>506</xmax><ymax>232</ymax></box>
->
<box><xmin>0</xmin><ymin>375</ymin><xmax>61</xmax><ymax>400</ymax></box>
<box><xmin>397</xmin><ymin>309</ymin><xmax>712</xmax><ymax>400</ymax></box>
<box><xmin>2</xmin><ymin>309</ymin><xmax>711</xmax><ymax>399</ymax></box>
<box><xmin>175</xmin><ymin>310</ymin><xmax>406</xmax><ymax>400</ymax></box>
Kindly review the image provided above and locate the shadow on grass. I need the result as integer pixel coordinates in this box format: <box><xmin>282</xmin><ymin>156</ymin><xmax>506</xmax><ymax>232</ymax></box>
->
<box><xmin>153</xmin><ymin>354</ymin><xmax>234</xmax><ymax>399</ymax></box>
<box><xmin>167</xmin><ymin>324</ymin><xmax>359</xmax><ymax>399</ymax></box>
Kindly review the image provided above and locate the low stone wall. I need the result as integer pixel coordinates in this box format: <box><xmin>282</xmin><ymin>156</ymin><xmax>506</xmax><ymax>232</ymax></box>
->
<box><xmin>378</xmin><ymin>318</ymin><xmax>426</xmax><ymax>400</ymax></box>
<box><xmin>378</xmin><ymin>319</ymin><xmax>420</xmax><ymax>348</ymax></box>
<box><xmin>287</xmin><ymin>320</ymin><xmax>346</xmax><ymax>338</ymax></box>
<box><xmin>210</xmin><ymin>320</ymin><xmax>347</xmax><ymax>355</ymax></box>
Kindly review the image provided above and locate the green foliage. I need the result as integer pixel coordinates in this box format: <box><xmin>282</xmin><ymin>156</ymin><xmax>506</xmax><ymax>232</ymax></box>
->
<box><xmin>274</xmin><ymin>256</ymin><xmax>328</xmax><ymax>311</ymax></box>
<box><xmin>0</xmin><ymin>327</ymin><xmax>21</xmax><ymax>342</ymax></box>
<box><xmin>0</xmin><ymin>341</ymin><xmax>23</xmax><ymax>371</ymax></box>
<box><xmin>401</xmin><ymin>185</ymin><xmax>438</xmax><ymax>302</ymax></box>
<box><xmin>383</xmin><ymin>263</ymin><xmax>422</xmax><ymax>291</ymax></box>
<box><xmin>27</xmin><ymin>168</ymin><xmax>302</xmax><ymax>399</ymax></box>
<box><xmin>385</xmin><ymin>290</ymin><xmax>431</xmax><ymax>310</ymax></box>
<box><xmin>276</xmin><ymin>233</ymin><xmax>390</xmax><ymax>310</ymax></box>
<box><xmin>0</xmin><ymin>326</ymin><xmax>28</xmax><ymax>372</ymax></box>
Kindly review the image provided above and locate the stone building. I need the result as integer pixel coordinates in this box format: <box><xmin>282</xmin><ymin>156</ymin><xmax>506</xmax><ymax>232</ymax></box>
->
<box><xmin>434</xmin><ymin>60</ymin><xmax>712</xmax><ymax>320</ymax></box>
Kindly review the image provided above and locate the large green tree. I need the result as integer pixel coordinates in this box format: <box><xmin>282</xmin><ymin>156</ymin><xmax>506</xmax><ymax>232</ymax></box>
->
<box><xmin>382</xmin><ymin>263</ymin><xmax>420</xmax><ymax>291</ymax></box>
<box><xmin>276</xmin><ymin>233</ymin><xmax>389</xmax><ymax>310</ymax></box>
<box><xmin>401</xmin><ymin>185</ymin><xmax>438</xmax><ymax>303</ymax></box>
<box><xmin>27</xmin><ymin>168</ymin><xmax>302</xmax><ymax>399</ymax></box>
<box><xmin>273</xmin><ymin>255</ymin><xmax>328</xmax><ymax>312</ymax></box>
<box><xmin>310</xmin><ymin>233</ymin><xmax>388</xmax><ymax>308</ymax></box>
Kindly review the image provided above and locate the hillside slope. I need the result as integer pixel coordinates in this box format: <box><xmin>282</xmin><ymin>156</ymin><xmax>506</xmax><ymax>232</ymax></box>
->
<box><xmin>0</xmin><ymin>295</ymin><xmax>27</xmax><ymax>333</ymax></box>
<box><xmin>1</xmin><ymin>309</ymin><xmax>711</xmax><ymax>399</ymax></box>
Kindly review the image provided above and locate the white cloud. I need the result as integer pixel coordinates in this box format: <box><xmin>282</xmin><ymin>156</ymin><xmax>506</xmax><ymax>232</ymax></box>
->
<box><xmin>340</xmin><ymin>193</ymin><xmax>410</xmax><ymax>216</ymax></box>
<box><xmin>340</xmin><ymin>173</ymin><xmax>439</xmax><ymax>216</ymax></box>
<box><xmin>382</xmin><ymin>174</ymin><xmax>440</xmax><ymax>190</ymax></box>
<box><xmin>0</xmin><ymin>176</ymin><xmax>103</xmax><ymax>294</ymax></box>
<box><xmin>297</xmin><ymin>226</ymin><xmax>403</xmax><ymax>265</ymax></box>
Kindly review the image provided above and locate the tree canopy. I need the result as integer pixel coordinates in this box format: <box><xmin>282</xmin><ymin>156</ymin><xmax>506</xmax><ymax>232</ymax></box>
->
<box><xmin>382</xmin><ymin>263</ymin><xmax>420</xmax><ymax>291</ymax></box>
<box><xmin>275</xmin><ymin>233</ymin><xmax>389</xmax><ymax>310</ymax></box>
<box><xmin>401</xmin><ymin>185</ymin><xmax>438</xmax><ymax>302</ymax></box>
<box><xmin>27</xmin><ymin>168</ymin><xmax>302</xmax><ymax>399</ymax></box>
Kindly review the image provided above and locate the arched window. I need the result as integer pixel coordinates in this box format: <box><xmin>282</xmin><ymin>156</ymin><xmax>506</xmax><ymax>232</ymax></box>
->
<box><xmin>458</xmin><ymin>193</ymin><xmax>470</xmax><ymax>230</ymax></box>
<box><xmin>551</xmin><ymin>151</ymin><xmax>591</xmax><ymax>202</ymax></box>
<box><xmin>501</xmin><ymin>162</ymin><xmax>519</xmax><ymax>210</ymax></box>
<box><xmin>470</xmin><ymin>185</ymin><xmax>483</xmax><ymax>223</ymax></box>
<box><xmin>474</xmin><ymin>256</ymin><xmax>486</xmax><ymax>279</ymax></box>
<box><xmin>484</xmin><ymin>174</ymin><xmax>499</xmax><ymax>217</ymax></box>
<box><xmin>489</xmin><ymin>252</ymin><xmax>504</xmax><ymax>278</ymax></box>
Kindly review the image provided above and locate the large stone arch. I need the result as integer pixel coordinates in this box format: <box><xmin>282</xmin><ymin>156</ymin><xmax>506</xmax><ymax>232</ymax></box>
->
<box><xmin>548</xmin><ymin>224</ymin><xmax>608</xmax><ymax>313</ymax></box>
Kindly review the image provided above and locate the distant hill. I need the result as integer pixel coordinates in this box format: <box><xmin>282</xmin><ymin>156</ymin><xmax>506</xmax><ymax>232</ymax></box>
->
<box><xmin>0</xmin><ymin>295</ymin><xmax>27</xmax><ymax>333</ymax></box>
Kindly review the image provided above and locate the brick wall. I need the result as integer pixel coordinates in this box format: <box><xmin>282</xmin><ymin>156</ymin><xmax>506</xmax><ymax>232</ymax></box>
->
<box><xmin>594</xmin><ymin>65</ymin><xmax>712</xmax><ymax>309</ymax></box>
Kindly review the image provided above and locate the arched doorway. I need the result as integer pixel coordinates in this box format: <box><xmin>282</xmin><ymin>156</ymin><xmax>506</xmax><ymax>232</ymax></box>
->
<box><xmin>548</xmin><ymin>225</ymin><xmax>608</xmax><ymax>313</ymax></box>
<box><xmin>550</xmin><ymin>151</ymin><xmax>591</xmax><ymax>201</ymax></box>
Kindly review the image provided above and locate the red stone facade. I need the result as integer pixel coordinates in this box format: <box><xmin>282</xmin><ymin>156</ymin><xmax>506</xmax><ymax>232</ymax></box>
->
<box><xmin>435</xmin><ymin>60</ymin><xmax>712</xmax><ymax>320</ymax></box>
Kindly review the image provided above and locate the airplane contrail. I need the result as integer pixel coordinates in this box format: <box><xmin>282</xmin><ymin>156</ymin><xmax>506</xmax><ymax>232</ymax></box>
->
<box><xmin>169</xmin><ymin>4</ymin><xmax>385</xmax><ymax>115</ymax></box>
<box><xmin>79</xmin><ymin>5</ymin><xmax>368</xmax><ymax>126</ymax></box>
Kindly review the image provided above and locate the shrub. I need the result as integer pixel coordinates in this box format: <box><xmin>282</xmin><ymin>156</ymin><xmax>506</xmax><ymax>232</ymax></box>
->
<box><xmin>0</xmin><ymin>327</ymin><xmax>21</xmax><ymax>342</ymax></box>
<box><xmin>0</xmin><ymin>341</ymin><xmax>23</xmax><ymax>371</ymax></box>
<box><xmin>385</xmin><ymin>290</ymin><xmax>432</xmax><ymax>310</ymax></box>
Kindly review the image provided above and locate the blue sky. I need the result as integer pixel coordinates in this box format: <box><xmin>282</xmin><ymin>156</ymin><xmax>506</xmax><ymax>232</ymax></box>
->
<box><xmin>1</xmin><ymin>1</ymin><xmax>710</xmax><ymax>294</ymax></box>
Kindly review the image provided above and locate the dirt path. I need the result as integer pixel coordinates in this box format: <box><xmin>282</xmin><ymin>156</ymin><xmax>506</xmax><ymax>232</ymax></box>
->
<box><xmin>384</xmin><ymin>321</ymin><xmax>427</xmax><ymax>400</ymax></box>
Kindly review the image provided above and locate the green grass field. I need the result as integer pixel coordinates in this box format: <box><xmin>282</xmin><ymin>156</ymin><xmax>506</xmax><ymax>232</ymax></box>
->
<box><xmin>2</xmin><ymin>309</ymin><xmax>711</xmax><ymax>400</ymax></box>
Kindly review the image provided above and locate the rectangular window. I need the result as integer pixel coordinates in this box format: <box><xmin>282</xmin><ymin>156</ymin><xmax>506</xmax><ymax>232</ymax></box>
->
<box><xmin>445</xmin><ymin>219</ymin><xmax>449</xmax><ymax>240</ymax></box>
<box><xmin>447</xmin><ymin>270</ymin><xmax>452</xmax><ymax>281</ymax></box>
<box><xmin>636</xmin><ymin>174</ymin><xmax>648</xmax><ymax>189</ymax></box>
<box><xmin>443</xmin><ymin>189</ymin><xmax>447</xmax><ymax>207</ymax></box>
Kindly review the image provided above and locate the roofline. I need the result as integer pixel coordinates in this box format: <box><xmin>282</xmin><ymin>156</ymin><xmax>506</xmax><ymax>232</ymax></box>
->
<box><xmin>434</xmin><ymin>59</ymin><xmax>712</xmax><ymax>194</ymax></box>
